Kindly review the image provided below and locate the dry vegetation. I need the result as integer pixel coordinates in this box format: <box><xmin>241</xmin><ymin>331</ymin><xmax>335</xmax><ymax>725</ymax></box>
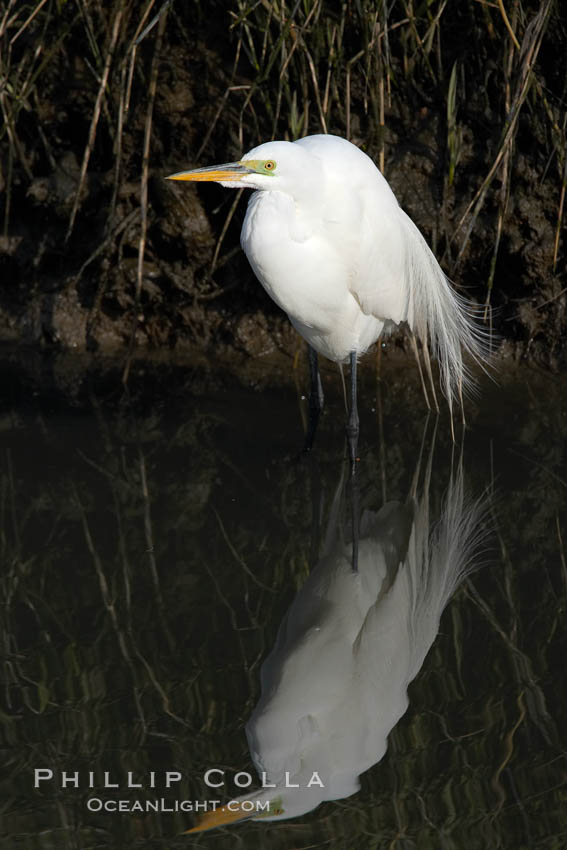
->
<box><xmin>0</xmin><ymin>0</ymin><xmax>565</xmax><ymax>365</ymax></box>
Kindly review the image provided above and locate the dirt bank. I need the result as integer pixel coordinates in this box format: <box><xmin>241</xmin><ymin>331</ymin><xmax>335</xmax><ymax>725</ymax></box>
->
<box><xmin>0</xmin><ymin>1</ymin><xmax>565</xmax><ymax>370</ymax></box>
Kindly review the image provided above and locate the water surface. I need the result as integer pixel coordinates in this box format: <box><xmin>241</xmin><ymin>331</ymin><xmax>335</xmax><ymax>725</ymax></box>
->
<box><xmin>1</xmin><ymin>351</ymin><xmax>565</xmax><ymax>849</ymax></box>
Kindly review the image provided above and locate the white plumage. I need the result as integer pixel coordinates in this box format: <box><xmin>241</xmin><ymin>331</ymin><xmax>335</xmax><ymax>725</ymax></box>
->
<box><xmin>169</xmin><ymin>134</ymin><xmax>488</xmax><ymax>409</ymax></box>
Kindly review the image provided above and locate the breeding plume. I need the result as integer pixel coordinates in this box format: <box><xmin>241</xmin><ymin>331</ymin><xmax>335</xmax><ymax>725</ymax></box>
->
<box><xmin>168</xmin><ymin>135</ymin><xmax>487</xmax><ymax>457</ymax></box>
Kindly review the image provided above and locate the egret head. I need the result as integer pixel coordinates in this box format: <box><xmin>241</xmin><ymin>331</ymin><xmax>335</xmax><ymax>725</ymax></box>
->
<box><xmin>166</xmin><ymin>140</ymin><xmax>319</xmax><ymax>194</ymax></box>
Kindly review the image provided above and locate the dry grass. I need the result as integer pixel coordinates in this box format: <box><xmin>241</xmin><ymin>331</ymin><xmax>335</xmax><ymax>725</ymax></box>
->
<box><xmin>0</xmin><ymin>0</ymin><xmax>565</xmax><ymax>358</ymax></box>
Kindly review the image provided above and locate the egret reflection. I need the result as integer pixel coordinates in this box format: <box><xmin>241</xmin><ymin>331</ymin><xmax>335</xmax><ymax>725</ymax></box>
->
<box><xmin>188</xmin><ymin>431</ymin><xmax>488</xmax><ymax>832</ymax></box>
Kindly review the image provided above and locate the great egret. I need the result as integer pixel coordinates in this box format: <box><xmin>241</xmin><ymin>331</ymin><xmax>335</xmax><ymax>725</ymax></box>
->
<box><xmin>168</xmin><ymin>135</ymin><xmax>488</xmax><ymax>460</ymax></box>
<box><xmin>186</xmin><ymin>437</ymin><xmax>488</xmax><ymax>831</ymax></box>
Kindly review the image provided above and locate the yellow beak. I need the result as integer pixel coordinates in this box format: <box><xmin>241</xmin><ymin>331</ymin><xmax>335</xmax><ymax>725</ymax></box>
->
<box><xmin>184</xmin><ymin>801</ymin><xmax>252</xmax><ymax>833</ymax></box>
<box><xmin>166</xmin><ymin>162</ymin><xmax>254</xmax><ymax>182</ymax></box>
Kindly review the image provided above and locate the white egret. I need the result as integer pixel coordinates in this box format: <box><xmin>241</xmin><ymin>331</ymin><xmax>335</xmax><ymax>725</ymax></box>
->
<box><xmin>168</xmin><ymin>135</ymin><xmax>488</xmax><ymax>459</ymax></box>
<box><xmin>186</xmin><ymin>438</ymin><xmax>488</xmax><ymax>831</ymax></box>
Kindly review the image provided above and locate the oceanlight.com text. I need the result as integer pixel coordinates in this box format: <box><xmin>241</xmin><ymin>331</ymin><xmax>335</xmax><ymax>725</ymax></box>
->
<box><xmin>86</xmin><ymin>798</ymin><xmax>271</xmax><ymax>814</ymax></box>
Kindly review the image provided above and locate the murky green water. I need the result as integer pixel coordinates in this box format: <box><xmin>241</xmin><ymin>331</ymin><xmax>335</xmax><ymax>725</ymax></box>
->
<box><xmin>1</xmin><ymin>351</ymin><xmax>565</xmax><ymax>849</ymax></box>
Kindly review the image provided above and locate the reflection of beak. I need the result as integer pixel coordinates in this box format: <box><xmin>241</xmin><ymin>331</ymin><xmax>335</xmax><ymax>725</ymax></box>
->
<box><xmin>184</xmin><ymin>801</ymin><xmax>252</xmax><ymax>833</ymax></box>
<box><xmin>166</xmin><ymin>162</ymin><xmax>254</xmax><ymax>182</ymax></box>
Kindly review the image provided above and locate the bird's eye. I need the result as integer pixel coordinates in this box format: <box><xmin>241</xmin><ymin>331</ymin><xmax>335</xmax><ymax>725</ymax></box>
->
<box><xmin>264</xmin><ymin>160</ymin><xmax>276</xmax><ymax>171</ymax></box>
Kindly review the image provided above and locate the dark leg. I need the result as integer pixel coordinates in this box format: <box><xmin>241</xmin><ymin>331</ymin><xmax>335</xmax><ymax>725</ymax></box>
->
<box><xmin>350</xmin><ymin>468</ymin><xmax>360</xmax><ymax>573</ymax></box>
<box><xmin>346</xmin><ymin>350</ymin><xmax>359</xmax><ymax>471</ymax></box>
<box><xmin>346</xmin><ymin>351</ymin><xmax>360</xmax><ymax>572</ymax></box>
<box><xmin>303</xmin><ymin>345</ymin><xmax>324</xmax><ymax>453</ymax></box>
<box><xmin>308</xmin><ymin>449</ymin><xmax>322</xmax><ymax>568</ymax></box>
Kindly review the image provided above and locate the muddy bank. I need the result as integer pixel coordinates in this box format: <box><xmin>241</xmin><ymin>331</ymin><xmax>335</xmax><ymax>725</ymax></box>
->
<box><xmin>0</xmin><ymin>1</ymin><xmax>565</xmax><ymax>368</ymax></box>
